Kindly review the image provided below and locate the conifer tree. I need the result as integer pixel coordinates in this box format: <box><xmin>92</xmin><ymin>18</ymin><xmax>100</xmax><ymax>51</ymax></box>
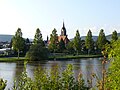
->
<box><xmin>26</xmin><ymin>28</ymin><xmax>48</xmax><ymax>60</ymax></box>
<box><xmin>111</xmin><ymin>30</ymin><xmax>118</xmax><ymax>41</ymax></box>
<box><xmin>85</xmin><ymin>30</ymin><xmax>94</xmax><ymax>54</ymax></box>
<box><xmin>33</xmin><ymin>28</ymin><xmax>45</xmax><ymax>46</ymax></box>
<box><xmin>48</xmin><ymin>28</ymin><xmax>58</xmax><ymax>52</ymax></box>
<box><xmin>12</xmin><ymin>28</ymin><xmax>25</xmax><ymax>59</ymax></box>
<box><xmin>73</xmin><ymin>30</ymin><xmax>81</xmax><ymax>55</ymax></box>
<box><xmin>97</xmin><ymin>29</ymin><xmax>107</xmax><ymax>50</ymax></box>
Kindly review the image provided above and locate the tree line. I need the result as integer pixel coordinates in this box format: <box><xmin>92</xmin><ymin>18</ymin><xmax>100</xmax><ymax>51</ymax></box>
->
<box><xmin>47</xmin><ymin>28</ymin><xmax>118</xmax><ymax>55</ymax></box>
<box><xmin>12</xmin><ymin>28</ymin><xmax>118</xmax><ymax>60</ymax></box>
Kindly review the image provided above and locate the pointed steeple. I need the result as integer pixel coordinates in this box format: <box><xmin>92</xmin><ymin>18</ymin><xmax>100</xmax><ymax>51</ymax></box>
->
<box><xmin>47</xmin><ymin>35</ymin><xmax>49</xmax><ymax>42</ymax></box>
<box><xmin>63</xmin><ymin>21</ymin><xmax>65</xmax><ymax>28</ymax></box>
<box><xmin>61</xmin><ymin>21</ymin><xmax>66</xmax><ymax>36</ymax></box>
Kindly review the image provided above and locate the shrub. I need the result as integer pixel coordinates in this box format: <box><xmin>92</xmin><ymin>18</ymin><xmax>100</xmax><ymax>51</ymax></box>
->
<box><xmin>0</xmin><ymin>78</ymin><xmax>7</xmax><ymax>90</ymax></box>
<box><xmin>26</xmin><ymin>44</ymin><xmax>49</xmax><ymax>61</ymax></box>
<box><xmin>12</xmin><ymin>64</ymin><xmax>88</xmax><ymax>90</ymax></box>
<box><xmin>105</xmin><ymin>39</ymin><xmax>120</xmax><ymax>89</ymax></box>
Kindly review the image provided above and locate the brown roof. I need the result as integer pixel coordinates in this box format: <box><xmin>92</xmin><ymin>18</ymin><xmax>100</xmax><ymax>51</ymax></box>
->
<box><xmin>48</xmin><ymin>36</ymin><xmax>69</xmax><ymax>45</ymax></box>
<box><xmin>58</xmin><ymin>36</ymin><xmax>69</xmax><ymax>44</ymax></box>
<box><xmin>58</xmin><ymin>36</ymin><xmax>66</xmax><ymax>41</ymax></box>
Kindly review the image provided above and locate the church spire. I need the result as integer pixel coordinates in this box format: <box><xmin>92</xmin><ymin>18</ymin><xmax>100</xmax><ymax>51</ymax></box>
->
<box><xmin>61</xmin><ymin>21</ymin><xmax>66</xmax><ymax>36</ymax></box>
<box><xmin>63</xmin><ymin>21</ymin><xmax>65</xmax><ymax>28</ymax></box>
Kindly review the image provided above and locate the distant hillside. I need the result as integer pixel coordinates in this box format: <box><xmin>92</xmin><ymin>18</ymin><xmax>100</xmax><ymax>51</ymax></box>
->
<box><xmin>70</xmin><ymin>33</ymin><xmax>120</xmax><ymax>41</ymax></box>
<box><xmin>0</xmin><ymin>34</ymin><xmax>13</xmax><ymax>42</ymax></box>
<box><xmin>80</xmin><ymin>36</ymin><xmax>98</xmax><ymax>41</ymax></box>
<box><xmin>70</xmin><ymin>36</ymin><xmax>98</xmax><ymax>41</ymax></box>
<box><xmin>106</xmin><ymin>33</ymin><xmax>120</xmax><ymax>41</ymax></box>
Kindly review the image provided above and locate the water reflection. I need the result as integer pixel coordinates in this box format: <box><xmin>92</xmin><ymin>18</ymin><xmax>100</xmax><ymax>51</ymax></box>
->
<box><xmin>0</xmin><ymin>63</ymin><xmax>16</xmax><ymax>89</ymax></box>
<box><xmin>0</xmin><ymin>58</ymin><xmax>106</xmax><ymax>89</ymax></box>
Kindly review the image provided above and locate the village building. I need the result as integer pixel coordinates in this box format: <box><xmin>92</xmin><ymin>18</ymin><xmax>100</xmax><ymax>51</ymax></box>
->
<box><xmin>58</xmin><ymin>22</ymin><xmax>69</xmax><ymax>45</ymax></box>
<box><xmin>46</xmin><ymin>22</ymin><xmax>69</xmax><ymax>47</ymax></box>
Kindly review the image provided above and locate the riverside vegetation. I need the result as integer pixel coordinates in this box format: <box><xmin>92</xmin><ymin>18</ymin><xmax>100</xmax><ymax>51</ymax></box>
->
<box><xmin>0</xmin><ymin>39</ymin><xmax>120</xmax><ymax>89</ymax></box>
<box><xmin>12</xmin><ymin>63</ymin><xmax>88</xmax><ymax>90</ymax></box>
<box><xmin>11</xmin><ymin>28</ymin><xmax>118</xmax><ymax>61</ymax></box>
<box><xmin>0</xmin><ymin>28</ymin><xmax>119</xmax><ymax>89</ymax></box>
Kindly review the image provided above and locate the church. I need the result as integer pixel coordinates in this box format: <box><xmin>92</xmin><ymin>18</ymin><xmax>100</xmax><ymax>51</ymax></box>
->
<box><xmin>58</xmin><ymin>22</ymin><xmax>69</xmax><ymax>45</ymax></box>
<box><xmin>46</xmin><ymin>22</ymin><xmax>69</xmax><ymax>46</ymax></box>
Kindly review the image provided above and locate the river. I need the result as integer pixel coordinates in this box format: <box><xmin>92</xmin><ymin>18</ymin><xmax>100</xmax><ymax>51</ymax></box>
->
<box><xmin>0</xmin><ymin>58</ymin><xmax>109</xmax><ymax>89</ymax></box>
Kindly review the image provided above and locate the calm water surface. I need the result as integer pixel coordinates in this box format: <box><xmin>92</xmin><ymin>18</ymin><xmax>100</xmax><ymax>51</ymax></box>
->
<box><xmin>0</xmin><ymin>58</ymin><xmax>108</xmax><ymax>89</ymax></box>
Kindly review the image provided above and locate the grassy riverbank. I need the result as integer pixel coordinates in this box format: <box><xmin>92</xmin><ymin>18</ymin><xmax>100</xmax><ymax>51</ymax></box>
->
<box><xmin>0</xmin><ymin>54</ymin><xmax>102</xmax><ymax>62</ymax></box>
<box><xmin>0</xmin><ymin>57</ymin><xmax>26</xmax><ymax>62</ymax></box>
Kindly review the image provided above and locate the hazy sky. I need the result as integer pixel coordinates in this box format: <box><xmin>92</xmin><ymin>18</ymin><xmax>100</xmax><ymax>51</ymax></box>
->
<box><xmin>0</xmin><ymin>0</ymin><xmax>120</xmax><ymax>40</ymax></box>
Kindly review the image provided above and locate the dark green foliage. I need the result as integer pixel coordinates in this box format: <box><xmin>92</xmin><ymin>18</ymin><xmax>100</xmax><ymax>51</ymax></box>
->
<box><xmin>48</xmin><ymin>28</ymin><xmax>58</xmax><ymax>52</ymax></box>
<box><xmin>111</xmin><ymin>30</ymin><xmax>118</xmax><ymax>41</ymax></box>
<box><xmin>26</xmin><ymin>44</ymin><xmax>48</xmax><ymax>60</ymax></box>
<box><xmin>58</xmin><ymin>38</ymin><xmax>66</xmax><ymax>52</ymax></box>
<box><xmin>85</xmin><ymin>30</ymin><xmax>94</xmax><ymax>54</ymax></box>
<box><xmin>97</xmin><ymin>29</ymin><xmax>107</xmax><ymax>50</ymax></box>
<box><xmin>81</xmin><ymin>40</ymin><xmax>88</xmax><ymax>54</ymax></box>
<box><xmin>66</xmin><ymin>41</ymin><xmax>75</xmax><ymax>54</ymax></box>
<box><xmin>26</xmin><ymin>29</ymin><xmax>48</xmax><ymax>61</ymax></box>
<box><xmin>24</xmin><ymin>38</ymin><xmax>31</xmax><ymax>53</ymax></box>
<box><xmin>73</xmin><ymin>30</ymin><xmax>81</xmax><ymax>54</ymax></box>
<box><xmin>12</xmin><ymin>28</ymin><xmax>25</xmax><ymax>59</ymax></box>
<box><xmin>0</xmin><ymin>78</ymin><xmax>7</xmax><ymax>90</ymax></box>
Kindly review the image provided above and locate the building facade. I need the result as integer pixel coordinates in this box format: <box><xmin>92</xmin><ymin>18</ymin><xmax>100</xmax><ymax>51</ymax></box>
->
<box><xmin>58</xmin><ymin>22</ymin><xmax>69</xmax><ymax>45</ymax></box>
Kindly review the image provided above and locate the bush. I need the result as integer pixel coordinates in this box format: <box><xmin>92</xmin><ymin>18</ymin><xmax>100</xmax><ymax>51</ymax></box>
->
<box><xmin>0</xmin><ymin>78</ymin><xmax>7</xmax><ymax>90</ymax></box>
<box><xmin>12</xmin><ymin>64</ymin><xmax>88</xmax><ymax>90</ymax></box>
<box><xmin>105</xmin><ymin>39</ymin><xmax>120</xmax><ymax>89</ymax></box>
<box><xmin>26</xmin><ymin>44</ymin><xmax>49</xmax><ymax>61</ymax></box>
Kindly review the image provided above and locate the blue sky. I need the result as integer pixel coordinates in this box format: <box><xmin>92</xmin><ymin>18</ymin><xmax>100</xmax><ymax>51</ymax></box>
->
<box><xmin>0</xmin><ymin>0</ymin><xmax>120</xmax><ymax>40</ymax></box>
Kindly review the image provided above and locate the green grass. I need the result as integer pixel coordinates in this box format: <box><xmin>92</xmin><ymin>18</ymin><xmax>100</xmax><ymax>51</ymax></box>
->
<box><xmin>0</xmin><ymin>54</ymin><xmax>102</xmax><ymax>62</ymax></box>
<box><xmin>0</xmin><ymin>57</ymin><xmax>27</xmax><ymax>62</ymax></box>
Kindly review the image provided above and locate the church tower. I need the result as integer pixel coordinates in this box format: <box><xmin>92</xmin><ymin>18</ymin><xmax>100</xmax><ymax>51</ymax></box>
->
<box><xmin>61</xmin><ymin>22</ymin><xmax>66</xmax><ymax>36</ymax></box>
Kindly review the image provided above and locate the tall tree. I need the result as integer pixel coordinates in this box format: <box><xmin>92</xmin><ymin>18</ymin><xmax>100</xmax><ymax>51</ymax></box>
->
<box><xmin>97</xmin><ymin>29</ymin><xmax>107</xmax><ymax>50</ymax></box>
<box><xmin>33</xmin><ymin>28</ymin><xmax>45</xmax><ymax>46</ymax></box>
<box><xmin>12</xmin><ymin>28</ymin><xmax>25</xmax><ymax>59</ymax></box>
<box><xmin>26</xmin><ymin>29</ymin><xmax>48</xmax><ymax>60</ymax></box>
<box><xmin>85</xmin><ymin>30</ymin><xmax>94</xmax><ymax>54</ymax></box>
<box><xmin>48</xmin><ymin>28</ymin><xmax>58</xmax><ymax>52</ymax></box>
<box><xmin>73</xmin><ymin>30</ymin><xmax>81</xmax><ymax>55</ymax></box>
<box><xmin>111</xmin><ymin>30</ymin><xmax>118</xmax><ymax>41</ymax></box>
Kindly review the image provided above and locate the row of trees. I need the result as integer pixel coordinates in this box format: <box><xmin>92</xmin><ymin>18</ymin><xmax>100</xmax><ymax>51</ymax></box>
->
<box><xmin>12</xmin><ymin>28</ymin><xmax>118</xmax><ymax>60</ymax></box>
<box><xmin>12</xmin><ymin>28</ymin><xmax>48</xmax><ymax>60</ymax></box>
<box><xmin>48</xmin><ymin>28</ymin><xmax>118</xmax><ymax>55</ymax></box>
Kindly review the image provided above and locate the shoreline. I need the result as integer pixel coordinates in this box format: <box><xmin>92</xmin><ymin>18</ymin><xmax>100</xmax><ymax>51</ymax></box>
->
<box><xmin>48</xmin><ymin>54</ymin><xmax>103</xmax><ymax>60</ymax></box>
<box><xmin>0</xmin><ymin>55</ymin><xmax>103</xmax><ymax>62</ymax></box>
